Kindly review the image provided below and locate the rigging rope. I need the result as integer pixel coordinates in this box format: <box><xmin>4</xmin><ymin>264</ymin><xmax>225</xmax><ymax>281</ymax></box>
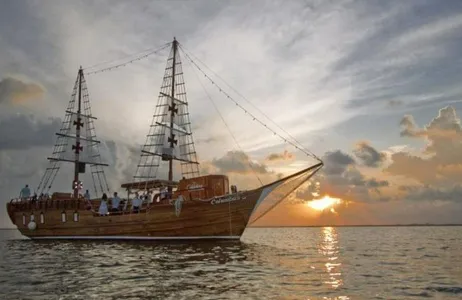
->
<box><xmin>178</xmin><ymin>44</ymin><xmax>321</xmax><ymax>162</ymax></box>
<box><xmin>83</xmin><ymin>42</ymin><xmax>171</xmax><ymax>70</ymax></box>
<box><xmin>184</xmin><ymin>55</ymin><xmax>264</xmax><ymax>186</ymax></box>
<box><xmin>84</xmin><ymin>43</ymin><xmax>172</xmax><ymax>75</ymax></box>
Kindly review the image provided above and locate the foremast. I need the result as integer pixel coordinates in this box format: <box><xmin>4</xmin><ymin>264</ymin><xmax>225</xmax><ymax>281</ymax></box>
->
<box><xmin>36</xmin><ymin>67</ymin><xmax>109</xmax><ymax>198</ymax></box>
<box><xmin>73</xmin><ymin>67</ymin><xmax>84</xmax><ymax>198</ymax></box>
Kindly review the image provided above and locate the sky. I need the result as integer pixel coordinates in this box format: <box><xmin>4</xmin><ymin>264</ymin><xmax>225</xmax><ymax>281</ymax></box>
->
<box><xmin>1</xmin><ymin>0</ymin><xmax>462</xmax><ymax>227</ymax></box>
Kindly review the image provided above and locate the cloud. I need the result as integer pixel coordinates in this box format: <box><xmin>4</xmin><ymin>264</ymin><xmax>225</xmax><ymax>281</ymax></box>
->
<box><xmin>198</xmin><ymin>150</ymin><xmax>288</xmax><ymax>191</ymax></box>
<box><xmin>401</xmin><ymin>184</ymin><xmax>462</xmax><ymax>203</ymax></box>
<box><xmin>387</xmin><ymin>106</ymin><xmax>462</xmax><ymax>185</ymax></box>
<box><xmin>0</xmin><ymin>76</ymin><xmax>45</xmax><ymax>104</ymax></box>
<box><xmin>292</xmin><ymin>149</ymin><xmax>390</xmax><ymax>203</ymax></box>
<box><xmin>353</xmin><ymin>141</ymin><xmax>387</xmax><ymax>167</ymax></box>
<box><xmin>322</xmin><ymin>150</ymin><xmax>355</xmax><ymax>175</ymax></box>
<box><xmin>400</xmin><ymin>114</ymin><xmax>419</xmax><ymax>137</ymax></box>
<box><xmin>0</xmin><ymin>114</ymin><xmax>61</xmax><ymax>150</ymax></box>
<box><xmin>208</xmin><ymin>150</ymin><xmax>268</xmax><ymax>174</ymax></box>
<box><xmin>265</xmin><ymin>150</ymin><xmax>294</xmax><ymax>162</ymax></box>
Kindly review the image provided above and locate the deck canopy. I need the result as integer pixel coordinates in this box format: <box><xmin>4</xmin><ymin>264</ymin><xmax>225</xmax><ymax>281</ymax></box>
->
<box><xmin>121</xmin><ymin>179</ymin><xmax>178</xmax><ymax>191</ymax></box>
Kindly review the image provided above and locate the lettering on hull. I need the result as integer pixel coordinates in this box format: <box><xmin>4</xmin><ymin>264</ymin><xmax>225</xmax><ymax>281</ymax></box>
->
<box><xmin>211</xmin><ymin>194</ymin><xmax>246</xmax><ymax>205</ymax></box>
<box><xmin>187</xmin><ymin>183</ymin><xmax>204</xmax><ymax>191</ymax></box>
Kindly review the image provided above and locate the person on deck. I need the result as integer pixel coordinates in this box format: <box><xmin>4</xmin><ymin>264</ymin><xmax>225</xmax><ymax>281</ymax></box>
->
<box><xmin>132</xmin><ymin>193</ymin><xmax>142</xmax><ymax>213</ymax></box>
<box><xmin>160</xmin><ymin>187</ymin><xmax>168</xmax><ymax>201</ymax></box>
<box><xmin>20</xmin><ymin>185</ymin><xmax>31</xmax><ymax>200</ymax></box>
<box><xmin>111</xmin><ymin>192</ymin><xmax>121</xmax><ymax>212</ymax></box>
<box><xmin>84</xmin><ymin>190</ymin><xmax>90</xmax><ymax>200</ymax></box>
<box><xmin>148</xmin><ymin>191</ymin><xmax>154</xmax><ymax>204</ymax></box>
<box><xmin>98</xmin><ymin>193</ymin><xmax>109</xmax><ymax>216</ymax></box>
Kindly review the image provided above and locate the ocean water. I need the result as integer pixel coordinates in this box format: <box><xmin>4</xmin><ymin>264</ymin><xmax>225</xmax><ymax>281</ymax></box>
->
<box><xmin>0</xmin><ymin>227</ymin><xmax>461</xmax><ymax>300</ymax></box>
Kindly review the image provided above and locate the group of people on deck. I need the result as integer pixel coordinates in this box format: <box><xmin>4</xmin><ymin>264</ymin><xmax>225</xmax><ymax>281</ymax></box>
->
<box><xmin>96</xmin><ymin>188</ymin><xmax>170</xmax><ymax>216</ymax></box>
<box><xmin>97</xmin><ymin>192</ymin><xmax>122</xmax><ymax>215</ymax></box>
<box><xmin>18</xmin><ymin>184</ymin><xmax>170</xmax><ymax>216</ymax></box>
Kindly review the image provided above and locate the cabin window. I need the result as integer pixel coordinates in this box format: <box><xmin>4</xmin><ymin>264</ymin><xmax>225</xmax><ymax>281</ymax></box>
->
<box><xmin>61</xmin><ymin>211</ymin><xmax>67</xmax><ymax>223</ymax></box>
<box><xmin>22</xmin><ymin>214</ymin><xmax>26</xmax><ymax>225</ymax></box>
<box><xmin>73</xmin><ymin>211</ymin><xmax>79</xmax><ymax>222</ymax></box>
<box><xmin>30</xmin><ymin>214</ymin><xmax>35</xmax><ymax>222</ymax></box>
<box><xmin>40</xmin><ymin>212</ymin><xmax>45</xmax><ymax>224</ymax></box>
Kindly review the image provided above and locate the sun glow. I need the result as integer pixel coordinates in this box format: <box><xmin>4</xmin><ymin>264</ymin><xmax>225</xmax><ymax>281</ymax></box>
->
<box><xmin>306</xmin><ymin>195</ymin><xmax>342</xmax><ymax>211</ymax></box>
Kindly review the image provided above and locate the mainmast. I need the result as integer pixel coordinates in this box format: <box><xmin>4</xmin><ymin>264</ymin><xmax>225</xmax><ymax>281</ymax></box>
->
<box><xmin>73</xmin><ymin>67</ymin><xmax>84</xmax><ymax>198</ymax></box>
<box><xmin>167</xmin><ymin>38</ymin><xmax>178</xmax><ymax>193</ymax></box>
<box><xmin>130</xmin><ymin>37</ymin><xmax>200</xmax><ymax>191</ymax></box>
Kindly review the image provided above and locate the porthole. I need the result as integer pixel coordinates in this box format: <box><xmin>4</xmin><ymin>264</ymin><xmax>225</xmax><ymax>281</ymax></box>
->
<box><xmin>61</xmin><ymin>211</ymin><xmax>67</xmax><ymax>223</ymax></box>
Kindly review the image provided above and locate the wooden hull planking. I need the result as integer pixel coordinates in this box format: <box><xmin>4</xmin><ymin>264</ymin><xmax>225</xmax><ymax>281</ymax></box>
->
<box><xmin>7</xmin><ymin>189</ymin><xmax>263</xmax><ymax>240</ymax></box>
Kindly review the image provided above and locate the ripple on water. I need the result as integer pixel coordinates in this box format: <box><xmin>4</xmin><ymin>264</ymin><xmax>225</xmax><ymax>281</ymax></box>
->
<box><xmin>0</xmin><ymin>227</ymin><xmax>461</xmax><ymax>299</ymax></box>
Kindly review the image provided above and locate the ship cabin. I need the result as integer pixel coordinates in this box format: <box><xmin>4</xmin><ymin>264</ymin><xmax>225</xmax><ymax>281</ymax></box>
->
<box><xmin>174</xmin><ymin>175</ymin><xmax>230</xmax><ymax>201</ymax></box>
<box><xmin>121</xmin><ymin>174</ymin><xmax>236</xmax><ymax>203</ymax></box>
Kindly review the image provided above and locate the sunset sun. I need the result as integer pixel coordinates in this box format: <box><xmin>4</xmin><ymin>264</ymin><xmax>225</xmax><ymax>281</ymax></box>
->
<box><xmin>306</xmin><ymin>195</ymin><xmax>342</xmax><ymax>212</ymax></box>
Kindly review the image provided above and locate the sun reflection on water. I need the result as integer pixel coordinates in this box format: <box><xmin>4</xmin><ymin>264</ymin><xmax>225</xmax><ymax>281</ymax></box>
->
<box><xmin>319</xmin><ymin>227</ymin><xmax>344</xmax><ymax>291</ymax></box>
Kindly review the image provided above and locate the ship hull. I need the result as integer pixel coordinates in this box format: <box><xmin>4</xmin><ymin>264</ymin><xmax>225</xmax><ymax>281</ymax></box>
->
<box><xmin>6</xmin><ymin>163</ymin><xmax>323</xmax><ymax>240</ymax></box>
<box><xmin>6</xmin><ymin>189</ymin><xmax>263</xmax><ymax>240</ymax></box>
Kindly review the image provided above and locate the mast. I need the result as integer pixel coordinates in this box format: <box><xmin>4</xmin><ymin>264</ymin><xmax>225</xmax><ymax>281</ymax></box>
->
<box><xmin>73</xmin><ymin>67</ymin><xmax>84</xmax><ymax>198</ymax></box>
<box><xmin>168</xmin><ymin>38</ymin><xmax>178</xmax><ymax>193</ymax></box>
<box><xmin>36</xmin><ymin>66</ymin><xmax>109</xmax><ymax>197</ymax></box>
<box><xmin>130</xmin><ymin>37</ymin><xmax>200</xmax><ymax>191</ymax></box>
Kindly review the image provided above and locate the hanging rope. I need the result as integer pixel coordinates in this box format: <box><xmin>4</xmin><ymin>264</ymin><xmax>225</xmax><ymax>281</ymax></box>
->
<box><xmin>178</xmin><ymin>44</ymin><xmax>322</xmax><ymax>162</ymax></box>
<box><xmin>84</xmin><ymin>43</ymin><xmax>172</xmax><ymax>75</ymax></box>
<box><xmin>184</xmin><ymin>55</ymin><xmax>264</xmax><ymax>186</ymax></box>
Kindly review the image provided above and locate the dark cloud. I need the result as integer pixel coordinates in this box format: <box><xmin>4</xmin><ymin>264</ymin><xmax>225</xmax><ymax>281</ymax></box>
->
<box><xmin>326</xmin><ymin>165</ymin><xmax>389</xmax><ymax>189</ymax></box>
<box><xmin>265</xmin><ymin>150</ymin><xmax>294</xmax><ymax>162</ymax></box>
<box><xmin>210</xmin><ymin>150</ymin><xmax>268</xmax><ymax>174</ymax></box>
<box><xmin>0</xmin><ymin>114</ymin><xmax>61</xmax><ymax>150</ymax></box>
<box><xmin>366</xmin><ymin>178</ymin><xmax>389</xmax><ymax>188</ymax></box>
<box><xmin>0</xmin><ymin>77</ymin><xmax>45</xmax><ymax>104</ymax></box>
<box><xmin>322</xmin><ymin>150</ymin><xmax>355</xmax><ymax>175</ymax></box>
<box><xmin>292</xmin><ymin>149</ymin><xmax>390</xmax><ymax>203</ymax></box>
<box><xmin>400</xmin><ymin>114</ymin><xmax>419</xmax><ymax>137</ymax></box>
<box><xmin>353</xmin><ymin>141</ymin><xmax>386</xmax><ymax>167</ymax></box>
<box><xmin>403</xmin><ymin>184</ymin><xmax>462</xmax><ymax>203</ymax></box>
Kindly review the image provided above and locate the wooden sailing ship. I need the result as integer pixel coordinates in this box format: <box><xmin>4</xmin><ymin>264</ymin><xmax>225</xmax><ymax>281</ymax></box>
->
<box><xmin>6</xmin><ymin>38</ymin><xmax>323</xmax><ymax>240</ymax></box>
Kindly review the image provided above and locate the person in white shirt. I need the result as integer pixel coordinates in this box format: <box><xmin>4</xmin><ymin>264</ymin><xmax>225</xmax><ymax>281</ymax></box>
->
<box><xmin>111</xmin><ymin>192</ymin><xmax>121</xmax><ymax>212</ymax></box>
<box><xmin>98</xmin><ymin>193</ymin><xmax>109</xmax><ymax>216</ymax></box>
<box><xmin>131</xmin><ymin>193</ymin><xmax>142</xmax><ymax>213</ymax></box>
<box><xmin>160</xmin><ymin>187</ymin><xmax>167</xmax><ymax>200</ymax></box>
<box><xmin>147</xmin><ymin>191</ymin><xmax>154</xmax><ymax>204</ymax></box>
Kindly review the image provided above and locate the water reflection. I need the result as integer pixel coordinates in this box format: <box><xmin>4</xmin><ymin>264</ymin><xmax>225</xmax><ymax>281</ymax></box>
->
<box><xmin>3</xmin><ymin>227</ymin><xmax>459</xmax><ymax>299</ymax></box>
<box><xmin>319</xmin><ymin>227</ymin><xmax>343</xmax><ymax>290</ymax></box>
